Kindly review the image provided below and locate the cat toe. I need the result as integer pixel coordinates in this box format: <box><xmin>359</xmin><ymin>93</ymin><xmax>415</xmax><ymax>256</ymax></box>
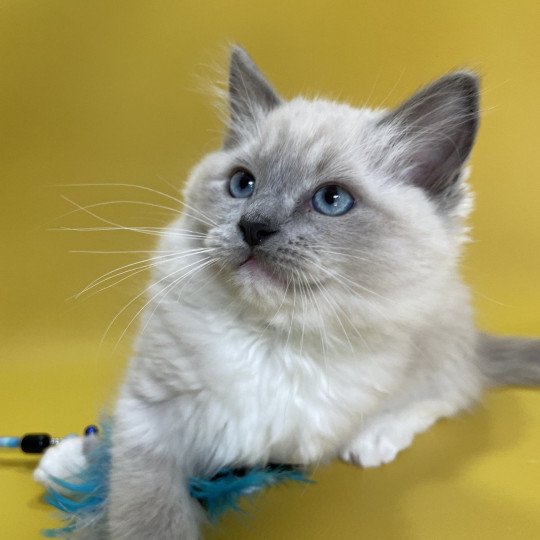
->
<box><xmin>340</xmin><ymin>439</ymin><xmax>397</xmax><ymax>468</ymax></box>
<box><xmin>341</xmin><ymin>424</ymin><xmax>414</xmax><ymax>468</ymax></box>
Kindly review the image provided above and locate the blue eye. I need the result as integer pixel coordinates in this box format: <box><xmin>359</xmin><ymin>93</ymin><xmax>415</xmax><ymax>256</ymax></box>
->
<box><xmin>312</xmin><ymin>185</ymin><xmax>354</xmax><ymax>216</ymax></box>
<box><xmin>229</xmin><ymin>170</ymin><xmax>255</xmax><ymax>198</ymax></box>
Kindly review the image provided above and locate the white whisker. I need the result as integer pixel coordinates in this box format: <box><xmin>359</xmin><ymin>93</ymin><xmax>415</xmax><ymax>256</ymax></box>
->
<box><xmin>307</xmin><ymin>270</ymin><xmax>354</xmax><ymax>354</ymax></box>
<box><xmin>59</xmin><ymin>182</ymin><xmax>218</xmax><ymax>227</ymax></box>
<box><xmin>114</xmin><ymin>257</ymin><xmax>217</xmax><ymax>349</ymax></box>
<box><xmin>71</xmin><ymin>250</ymin><xmax>180</xmax><ymax>254</ymax></box>
<box><xmin>75</xmin><ymin>248</ymin><xmax>217</xmax><ymax>300</ymax></box>
<box><xmin>296</xmin><ymin>269</ymin><xmax>329</xmax><ymax>373</ymax></box>
<box><xmin>100</xmin><ymin>255</ymin><xmax>214</xmax><ymax>350</ymax></box>
<box><xmin>54</xmin><ymin>225</ymin><xmax>206</xmax><ymax>239</ymax></box>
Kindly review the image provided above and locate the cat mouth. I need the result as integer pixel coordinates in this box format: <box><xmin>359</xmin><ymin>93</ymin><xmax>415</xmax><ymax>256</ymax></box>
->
<box><xmin>240</xmin><ymin>254</ymin><xmax>256</xmax><ymax>266</ymax></box>
<box><xmin>234</xmin><ymin>253</ymin><xmax>327</xmax><ymax>298</ymax></box>
<box><xmin>238</xmin><ymin>253</ymin><xmax>287</xmax><ymax>286</ymax></box>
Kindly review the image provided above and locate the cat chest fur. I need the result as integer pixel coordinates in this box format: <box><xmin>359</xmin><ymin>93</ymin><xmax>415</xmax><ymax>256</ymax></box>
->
<box><xmin>124</xmin><ymin>304</ymin><xmax>405</xmax><ymax>469</ymax></box>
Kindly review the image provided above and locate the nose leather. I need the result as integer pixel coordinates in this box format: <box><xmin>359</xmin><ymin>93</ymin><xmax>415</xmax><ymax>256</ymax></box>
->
<box><xmin>238</xmin><ymin>218</ymin><xmax>279</xmax><ymax>246</ymax></box>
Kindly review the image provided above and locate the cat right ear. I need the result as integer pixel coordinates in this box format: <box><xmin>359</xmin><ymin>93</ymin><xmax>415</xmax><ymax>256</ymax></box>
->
<box><xmin>375</xmin><ymin>72</ymin><xmax>480</xmax><ymax>204</ymax></box>
<box><xmin>224</xmin><ymin>46</ymin><xmax>281</xmax><ymax>148</ymax></box>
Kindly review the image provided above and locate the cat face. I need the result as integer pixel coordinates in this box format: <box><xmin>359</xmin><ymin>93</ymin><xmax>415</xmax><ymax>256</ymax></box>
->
<box><xmin>171</xmin><ymin>48</ymin><xmax>479</xmax><ymax>333</ymax></box>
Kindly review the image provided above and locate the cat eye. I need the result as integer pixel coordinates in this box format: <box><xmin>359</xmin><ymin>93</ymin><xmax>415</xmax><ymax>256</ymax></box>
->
<box><xmin>229</xmin><ymin>169</ymin><xmax>255</xmax><ymax>198</ymax></box>
<box><xmin>312</xmin><ymin>185</ymin><xmax>354</xmax><ymax>216</ymax></box>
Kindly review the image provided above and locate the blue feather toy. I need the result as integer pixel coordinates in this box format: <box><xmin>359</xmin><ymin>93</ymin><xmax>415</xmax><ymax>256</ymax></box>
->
<box><xmin>40</xmin><ymin>420</ymin><xmax>311</xmax><ymax>537</ymax></box>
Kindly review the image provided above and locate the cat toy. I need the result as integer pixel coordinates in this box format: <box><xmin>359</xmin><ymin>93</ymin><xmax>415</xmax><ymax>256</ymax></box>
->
<box><xmin>2</xmin><ymin>421</ymin><xmax>311</xmax><ymax>536</ymax></box>
<box><xmin>0</xmin><ymin>426</ymin><xmax>99</xmax><ymax>453</ymax></box>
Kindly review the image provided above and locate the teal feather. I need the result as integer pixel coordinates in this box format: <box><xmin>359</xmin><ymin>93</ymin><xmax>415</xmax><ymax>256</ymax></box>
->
<box><xmin>190</xmin><ymin>465</ymin><xmax>311</xmax><ymax>523</ymax></box>
<box><xmin>42</xmin><ymin>420</ymin><xmax>312</xmax><ymax>536</ymax></box>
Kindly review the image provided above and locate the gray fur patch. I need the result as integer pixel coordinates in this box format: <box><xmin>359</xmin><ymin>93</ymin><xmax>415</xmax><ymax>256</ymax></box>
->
<box><xmin>377</xmin><ymin>71</ymin><xmax>479</xmax><ymax>205</ymax></box>
<box><xmin>224</xmin><ymin>46</ymin><xmax>282</xmax><ymax>148</ymax></box>
<box><xmin>479</xmin><ymin>333</ymin><xmax>540</xmax><ymax>386</ymax></box>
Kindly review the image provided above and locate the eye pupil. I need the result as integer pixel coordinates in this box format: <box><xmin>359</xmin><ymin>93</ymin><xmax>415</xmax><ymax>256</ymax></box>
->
<box><xmin>240</xmin><ymin>175</ymin><xmax>251</xmax><ymax>190</ymax></box>
<box><xmin>324</xmin><ymin>187</ymin><xmax>338</xmax><ymax>205</ymax></box>
<box><xmin>312</xmin><ymin>185</ymin><xmax>354</xmax><ymax>216</ymax></box>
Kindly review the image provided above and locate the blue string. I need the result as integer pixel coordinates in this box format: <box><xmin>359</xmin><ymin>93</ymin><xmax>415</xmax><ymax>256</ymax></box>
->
<box><xmin>0</xmin><ymin>437</ymin><xmax>20</xmax><ymax>448</ymax></box>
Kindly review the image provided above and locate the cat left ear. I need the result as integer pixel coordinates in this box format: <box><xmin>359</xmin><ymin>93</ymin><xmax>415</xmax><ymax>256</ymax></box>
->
<box><xmin>224</xmin><ymin>46</ymin><xmax>282</xmax><ymax>148</ymax></box>
<box><xmin>377</xmin><ymin>72</ymin><xmax>480</xmax><ymax>200</ymax></box>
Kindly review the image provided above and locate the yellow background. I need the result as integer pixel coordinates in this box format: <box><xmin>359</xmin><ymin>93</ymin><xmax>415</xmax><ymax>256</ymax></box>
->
<box><xmin>1</xmin><ymin>1</ymin><xmax>539</xmax><ymax>538</ymax></box>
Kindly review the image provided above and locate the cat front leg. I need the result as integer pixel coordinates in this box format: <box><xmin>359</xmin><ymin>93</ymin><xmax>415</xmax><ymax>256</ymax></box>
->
<box><xmin>340</xmin><ymin>398</ymin><xmax>465</xmax><ymax>468</ymax></box>
<box><xmin>108</xmin><ymin>398</ymin><xmax>206</xmax><ymax>540</ymax></box>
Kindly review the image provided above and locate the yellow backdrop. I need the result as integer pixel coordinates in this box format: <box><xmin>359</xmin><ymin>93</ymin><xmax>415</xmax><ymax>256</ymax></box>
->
<box><xmin>1</xmin><ymin>1</ymin><xmax>539</xmax><ymax>538</ymax></box>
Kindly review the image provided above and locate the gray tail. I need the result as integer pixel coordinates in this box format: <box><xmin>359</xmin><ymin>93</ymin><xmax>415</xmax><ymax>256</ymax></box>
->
<box><xmin>479</xmin><ymin>333</ymin><xmax>540</xmax><ymax>387</ymax></box>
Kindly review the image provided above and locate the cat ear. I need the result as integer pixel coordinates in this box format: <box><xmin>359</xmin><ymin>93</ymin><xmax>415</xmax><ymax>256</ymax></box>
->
<box><xmin>224</xmin><ymin>46</ymin><xmax>282</xmax><ymax>148</ymax></box>
<box><xmin>377</xmin><ymin>72</ymin><xmax>479</xmax><ymax>200</ymax></box>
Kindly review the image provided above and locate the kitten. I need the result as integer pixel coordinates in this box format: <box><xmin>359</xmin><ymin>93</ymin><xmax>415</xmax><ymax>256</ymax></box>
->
<box><xmin>106</xmin><ymin>47</ymin><xmax>539</xmax><ymax>539</ymax></box>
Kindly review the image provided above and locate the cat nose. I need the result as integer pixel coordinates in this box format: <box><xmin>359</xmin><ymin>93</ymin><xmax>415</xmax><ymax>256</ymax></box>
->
<box><xmin>238</xmin><ymin>218</ymin><xmax>279</xmax><ymax>246</ymax></box>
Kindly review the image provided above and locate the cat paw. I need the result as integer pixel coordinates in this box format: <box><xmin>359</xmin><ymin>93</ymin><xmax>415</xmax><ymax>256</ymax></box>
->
<box><xmin>340</xmin><ymin>420</ymin><xmax>415</xmax><ymax>468</ymax></box>
<box><xmin>33</xmin><ymin>436</ymin><xmax>88</xmax><ymax>493</ymax></box>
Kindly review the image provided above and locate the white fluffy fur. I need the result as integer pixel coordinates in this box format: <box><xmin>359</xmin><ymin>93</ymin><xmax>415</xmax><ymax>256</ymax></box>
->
<box><xmin>34</xmin><ymin>436</ymin><xmax>88</xmax><ymax>495</ymax></box>
<box><xmin>106</xmin><ymin>106</ymin><xmax>483</xmax><ymax>538</ymax></box>
<box><xmin>42</xmin><ymin>49</ymin><xmax>537</xmax><ymax>539</ymax></box>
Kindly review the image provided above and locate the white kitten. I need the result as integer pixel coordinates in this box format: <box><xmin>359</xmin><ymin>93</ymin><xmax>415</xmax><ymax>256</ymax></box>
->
<box><xmin>42</xmin><ymin>47</ymin><xmax>540</xmax><ymax>539</ymax></box>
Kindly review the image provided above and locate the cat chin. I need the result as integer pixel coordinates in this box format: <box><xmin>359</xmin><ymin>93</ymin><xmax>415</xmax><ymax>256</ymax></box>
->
<box><xmin>231</xmin><ymin>265</ymin><xmax>286</xmax><ymax>307</ymax></box>
<box><xmin>226</xmin><ymin>274</ymin><xmax>356</xmax><ymax>335</ymax></box>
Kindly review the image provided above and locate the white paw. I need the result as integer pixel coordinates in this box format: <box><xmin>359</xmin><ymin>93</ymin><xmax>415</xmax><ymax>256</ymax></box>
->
<box><xmin>340</xmin><ymin>420</ymin><xmax>415</xmax><ymax>468</ymax></box>
<box><xmin>33</xmin><ymin>436</ymin><xmax>87</xmax><ymax>493</ymax></box>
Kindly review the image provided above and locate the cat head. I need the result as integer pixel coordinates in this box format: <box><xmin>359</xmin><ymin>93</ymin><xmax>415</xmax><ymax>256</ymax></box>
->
<box><xmin>173</xmin><ymin>47</ymin><xmax>479</xmax><ymax>334</ymax></box>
